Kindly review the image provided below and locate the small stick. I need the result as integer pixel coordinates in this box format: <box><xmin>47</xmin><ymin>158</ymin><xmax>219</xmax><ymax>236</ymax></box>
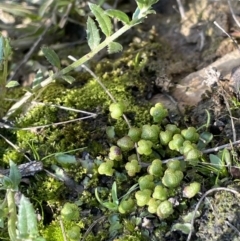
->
<box><xmin>176</xmin><ymin>0</ymin><xmax>186</xmax><ymax>20</ymax></box>
<box><xmin>213</xmin><ymin>21</ymin><xmax>240</xmax><ymax>54</ymax></box>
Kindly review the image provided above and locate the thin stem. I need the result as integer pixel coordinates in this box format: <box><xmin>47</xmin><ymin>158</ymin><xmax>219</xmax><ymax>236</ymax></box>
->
<box><xmin>7</xmin><ymin>189</ymin><xmax>17</xmax><ymax>241</ymax></box>
<box><xmin>4</xmin><ymin>24</ymin><xmax>132</xmax><ymax>119</ymax></box>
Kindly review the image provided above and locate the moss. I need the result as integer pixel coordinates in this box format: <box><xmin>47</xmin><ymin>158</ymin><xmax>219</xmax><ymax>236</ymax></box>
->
<box><xmin>0</xmin><ymin>39</ymin><xmax>177</xmax><ymax>240</ymax></box>
<box><xmin>41</xmin><ymin>220</ymin><xmax>85</xmax><ymax>241</ymax></box>
<box><xmin>196</xmin><ymin>183</ymin><xmax>240</xmax><ymax>241</ymax></box>
<box><xmin>28</xmin><ymin>176</ymin><xmax>65</xmax><ymax>203</ymax></box>
<box><xmin>2</xmin><ymin>149</ymin><xmax>24</xmax><ymax>165</ymax></box>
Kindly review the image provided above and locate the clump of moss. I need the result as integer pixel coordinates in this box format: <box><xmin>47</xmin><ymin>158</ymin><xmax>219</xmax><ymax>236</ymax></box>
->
<box><xmin>196</xmin><ymin>184</ymin><xmax>240</xmax><ymax>240</ymax></box>
<box><xmin>28</xmin><ymin>176</ymin><xmax>65</xmax><ymax>202</ymax></box>
<box><xmin>41</xmin><ymin>220</ymin><xmax>84</xmax><ymax>241</ymax></box>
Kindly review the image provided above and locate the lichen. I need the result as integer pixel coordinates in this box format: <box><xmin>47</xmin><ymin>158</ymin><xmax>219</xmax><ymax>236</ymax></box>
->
<box><xmin>196</xmin><ymin>183</ymin><xmax>240</xmax><ymax>241</ymax></box>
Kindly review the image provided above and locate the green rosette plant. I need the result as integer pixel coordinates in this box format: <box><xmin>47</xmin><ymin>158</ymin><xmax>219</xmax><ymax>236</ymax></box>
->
<box><xmin>181</xmin><ymin>127</ymin><xmax>199</xmax><ymax>143</ymax></box>
<box><xmin>147</xmin><ymin>159</ymin><xmax>163</xmax><ymax>177</ymax></box>
<box><xmin>138</xmin><ymin>175</ymin><xmax>155</xmax><ymax>191</ymax></box>
<box><xmin>109</xmin><ymin>102</ymin><xmax>126</xmax><ymax>119</ymax></box>
<box><xmin>180</xmin><ymin>141</ymin><xmax>197</xmax><ymax>155</ymax></box>
<box><xmin>98</xmin><ymin>160</ymin><xmax>114</xmax><ymax>176</ymax></box>
<box><xmin>156</xmin><ymin>200</ymin><xmax>174</xmax><ymax>219</ymax></box>
<box><xmin>168</xmin><ymin>134</ymin><xmax>185</xmax><ymax>152</ymax></box>
<box><xmin>61</xmin><ymin>203</ymin><xmax>79</xmax><ymax>221</ymax></box>
<box><xmin>117</xmin><ymin>136</ymin><xmax>135</xmax><ymax>151</ymax></box>
<box><xmin>159</xmin><ymin>129</ymin><xmax>173</xmax><ymax>145</ymax></box>
<box><xmin>118</xmin><ymin>198</ymin><xmax>135</xmax><ymax>214</ymax></box>
<box><xmin>147</xmin><ymin>198</ymin><xmax>161</xmax><ymax>214</ymax></box>
<box><xmin>128</xmin><ymin>127</ymin><xmax>142</xmax><ymax>142</ymax></box>
<box><xmin>150</xmin><ymin>103</ymin><xmax>168</xmax><ymax>123</ymax></box>
<box><xmin>166</xmin><ymin>159</ymin><xmax>182</xmax><ymax>171</ymax></box>
<box><xmin>67</xmin><ymin>226</ymin><xmax>81</xmax><ymax>240</ymax></box>
<box><xmin>109</xmin><ymin>145</ymin><xmax>122</xmax><ymax>161</ymax></box>
<box><xmin>165</xmin><ymin>124</ymin><xmax>181</xmax><ymax>135</ymax></box>
<box><xmin>162</xmin><ymin>169</ymin><xmax>184</xmax><ymax>188</ymax></box>
<box><xmin>152</xmin><ymin>185</ymin><xmax>168</xmax><ymax>201</ymax></box>
<box><xmin>184</xmin><ymin>147</ymin><xmax>202</xmax><ymax>166</ymax></box>
<box><xmin>183</xmin><ymin>182</ymin><xmax>201</xmax><ymax>198</ymax></box>
<box><xmin>137</xmin><ymin>139</ymin><xmax>153</xmax><ymax>155</ymax></box>
<box><xmin>125</xmin><ymin>159</ymin><xmax>141</xmax><ymax>176</ymax></box>
<box><xmin>135</xmin><ymin>189</ymin><xmax>152</xmax><ymax>207</ymax></box>
<box><xmin>141</xmin><ymin>124</ymin><xmax>160</xmax><ymax>143</ymax></box>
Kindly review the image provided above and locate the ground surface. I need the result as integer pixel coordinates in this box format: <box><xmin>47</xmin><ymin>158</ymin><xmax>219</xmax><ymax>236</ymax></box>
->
<box><xmin>1</xmin><ymin>0</ymin><xmax>240</xmax><ymax>240</ymax></box>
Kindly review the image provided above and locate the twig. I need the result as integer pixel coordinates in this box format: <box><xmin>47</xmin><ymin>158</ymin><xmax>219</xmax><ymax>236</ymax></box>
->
<box><xmin>176</xmin><ymin>0</ymin><xmax>186</xmax><ymax>20</ymax></box>
<box><xmin>58</xmin><ymin>2</ymin><xmax>73</xmax><ymax>28</ymax></box>
<box><xmin>0</xmin><ymin>161</ymin><xmax>43</xmax><ymax>177</ymax></box>
<box><xmin>81</xmin><ymin>216</ymin><xmax>106</xmax><ymax>241</ymax></box>
<box><xmin>220</xmin><ymin>88</ymin><xmax>236</xmax><ymax>142</ymax></box>
<box><xmin>0</xmin><ymin>133</ymin><xmax>32</xmax><ymax>162</ymax></box>
<box><xmin>213</xmin><ymin>21</ymin><xmax>240</xmax><ymax>54</ymax></box>
<box><xmin>228</xmin><ymin>0</ymin><xmax>240</xmax><ymax>29</ymax></box>
<box><xmin>140</xmin><ymin>139</ymin><xmax>240</xmax><ymax>167</ymax></box>
<box><xmin>225</xmin><ymin>220</ymin><xmax>240</xmax><ymax>236</ymax></box>
<box><xmin>59</xmin><ymin>217</ymin><xmax>68</xmax><ymax>241</ymax></box>
<box><xmin>186</xmin><ymin>187</ymin><xmax>240</xmax><ymax>241</ymax></box>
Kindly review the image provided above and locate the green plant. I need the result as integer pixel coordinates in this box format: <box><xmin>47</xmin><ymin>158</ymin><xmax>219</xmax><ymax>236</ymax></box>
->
<box><xmin>147</xmin><ymin>159</ymin><xmax>163</xmax><ymax>177</ymax></box>
<box><xmin>183</xmin><ymin>182</ymin><xmax>201</xmax><ymax>198</ymax></box>
<box><xmin>125</xmin><ymin>159</ymin><xmax>141</xmax><ymax>176</ymax></box>
<box><xmin>0</xmin><ymin>34</ymin><xmax>13</xmax><ymax>118</ymax></box>
<box><xmin>95</xmin><ymin>182</ymin><xmax>138</xmax><ymax>212</ymax></box>
<box><xmin>2</xmin><ymin>0</ymin><xmax>159</xmax><ymax>120</ymax></box>
<box><xmin>61</xmin><ymin>203</ymin><xmax>80</xmax><ymax>221</ymax></box>
<box><xmin>98</xmin><ymin>160</ymin><xmax>115</xmax><ymax>176</ymax></box>
<box><xmin>0</xmin><ymin>161</ymin><xmax>45</xmax><ymax>241</ymax></box>
<box><xmin>156</xmin><ymin>200</ymin><xmax>174</xmax><ymax>219</ymax></box>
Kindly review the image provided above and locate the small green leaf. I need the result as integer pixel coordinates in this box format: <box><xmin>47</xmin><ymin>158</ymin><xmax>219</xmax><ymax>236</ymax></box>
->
<box><xmin>136</xmin><ymin>0</ymin><xmax>158</xmax><ymax>10</ymax></box>
<box><xmin>41</xmin><ymin>46</ymin><xmax>61</xmax><ymax>69</ymax></box>
<box><xmin>107</xmin><ymin>42</ymin><xmax>123</xmax><ymax>54</ymax></box>
<box><xmin>0</xmin><ymin>36</ymin><xmax>3</xmax><ymax>62</ymax></box>
<box><xmin>132</xmin><ymin>7</ymin><xmax>142</xmax><ymax>22</ymax></box>
<box><xmin>39</xmin><ymin>0</ymin><xmax>54</xmax><ymax>17</ymax></box>
<box><xmin>197</xmin><ymin>132</ymin><xmax>213</xmax><ymax>150</ymax></box>
<box><xmin>88</xmin><ymin>3</ymin><xmax>112</xmax><ymax>37</ymax></box>
<box><xmin>55</xmin><ymin>153</ymin><xmax>77</xmax><ymax>165</ymax></box>
<box><xmin>172</xmin><ymin>223</ymin><xmax>191</xmax><ymax>234</ymax></box>
<box><xmin>32</xmin><ymin>69</ymin><xmax>44</xmax><ymax>89</ymax></box>
<box><xmin>86</xmin><ymin>17</ymin><xmax>101</xmax><ymax>50</ymax></box>
<box><xmin>3</xmin><ymin>36</ymin><xmax>11</xmax><ymax>58</ymax></box>
<box><xmin>222</xmin><ymin>148</ymin><xmax>232</xmax><ymax>167</ymax></box>
<box><xmin>182</xmin><ymin>210</ymin><xmax>201</xmax><ymax>223</ymax></box>
<box><xmin>121</xmin><ymin>183</ymin><xmax>139</xmax><ymax>200</ymax></box>
<box><xmin>9</xmin><ymin>160</ymin><xmax>21</xmax><ymax>190</ymax></box>
<box><xmin>95</xmin><ymin>188</ymin><xmax>104</xmax><ymax>205</ymax></box>
<box><xmin>17</xmin><ymin>195</ymin><xmax>39</xmax><ymax>239</ymax></box>
<box><xmin>101</xmin><ymin>202</ymin><xmax>118</xmax><ymax>211</ymax></box>
<box><xmin>95</xmin><ymin>188</ymin><xmax>118</xmax><ymax>211</ymax></box>
<box><xmin>209</xmin><ymin>154</ymin><xmax>222</xmax><ymax>169</ymax></box>
<box><xmin>111</xmin><ymin>182</ymin><xmax>119</xmax><ymax>206</ymax></box>
<box><xmin>105</xmin><ymin>9</ymin><xmax>130</xmax><ymax>24</ymax></box>
<box><xmin>1</xmin><ymin>176</ymin><xmax>13</xmax><ymax>189</ymax></box>
<box><xmin>6</xmin><ymin>81</ymin><xmax>19</xmax><ymax>88</ymax></box>
<box><xmin>61</xmin><ymin>75</ymin><xmax>75</xmax><ymax>84</ymax></box>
